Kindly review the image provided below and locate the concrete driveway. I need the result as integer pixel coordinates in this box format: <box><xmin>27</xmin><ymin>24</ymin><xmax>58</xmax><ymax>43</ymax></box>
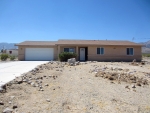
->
<box><xmin>0</xmin><ymin>61</ymin><xmax>49</xmax><ymax>87</ymax></box>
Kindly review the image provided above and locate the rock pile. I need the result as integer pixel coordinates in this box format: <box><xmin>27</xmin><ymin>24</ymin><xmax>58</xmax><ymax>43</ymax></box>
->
<box><xmin>68</xmin><ymin>58</ymin><xmax>76</xmax><ymax>66</ymax></box>
<box><xmin>67</xmin><ymin>58</ymin><xmax>80</xmax><ymax>66</ymax></box>
<box><xmin>0</xmin><ymin>83</ymin><xmax>7</xmax><ymax>93</ymax></box>
<box><xmin>130</xmin><ymin>59</ymin><xmax>146</xmax><ymax>66</ymax></box>
<box><xmin>95</xmin><ymin>67</ymin><xmax>149</xmax><ymax>86</ymax></box>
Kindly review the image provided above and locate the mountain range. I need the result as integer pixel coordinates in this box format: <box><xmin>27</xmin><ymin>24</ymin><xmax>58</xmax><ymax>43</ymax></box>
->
<box><xmin>0</xmin><ymin>41</ymin><xmax>150</xmax><ymax>53</ymax></box>
<box><xmin>0</xmin><ymin>43</ymin><xmax>18</xmax><ymax>50</ymax></box>
<box><xmin>140</xmin><ymin>40</ymin><xmax>150</xmax><ymax>53</ymax></box>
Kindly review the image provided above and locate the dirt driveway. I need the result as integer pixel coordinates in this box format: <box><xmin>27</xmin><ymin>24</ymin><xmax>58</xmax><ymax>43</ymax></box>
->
<box><xmin>0</xmin><ymin>60</ymin><xmax>150</xmax><ymax>113</ymax></box>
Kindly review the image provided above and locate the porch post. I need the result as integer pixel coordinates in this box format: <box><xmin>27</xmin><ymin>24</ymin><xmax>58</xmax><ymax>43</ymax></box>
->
<box><xmin>76</xmin><ymin>46</ymin><xmax>78</xmax><ymax>61</ymax></box>
<box><xmin>57</xmin><ymin>45</ymin><xmax>60</xmax><ymax>61</ymax></box>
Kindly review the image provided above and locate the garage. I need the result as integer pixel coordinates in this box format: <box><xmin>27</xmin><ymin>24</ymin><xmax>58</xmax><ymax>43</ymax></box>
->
<box><xmin>25</xmin><ymin>48</ymin><xmax>54</xmax><ymax>61</ymax></box>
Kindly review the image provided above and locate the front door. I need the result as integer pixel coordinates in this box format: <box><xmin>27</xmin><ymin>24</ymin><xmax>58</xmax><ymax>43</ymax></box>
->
<box><xmin>80</xmin><ymin>48</ymin><xmax>85</xmax><ymax>61</ymax></box>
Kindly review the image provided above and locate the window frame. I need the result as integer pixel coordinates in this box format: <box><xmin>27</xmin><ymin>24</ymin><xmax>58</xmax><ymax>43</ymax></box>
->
<box><xmin>126</xmin><ymin>48</ymin><xmax>134</xmax><ymax>56</ymax></box>
<box><xmin>64</xmin><ymin>48</ymin><xmax>75</xmax><ymax>53</ymax></box>
<box><xmin>97</xmin><ymin>47</ymin><xmax>104</xmax><ymax>55</ymax></box>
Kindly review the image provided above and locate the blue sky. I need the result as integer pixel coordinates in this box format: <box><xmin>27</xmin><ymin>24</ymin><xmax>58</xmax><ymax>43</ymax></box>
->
<box><xmin>0</xmin><ymin>0</ymin><xmax>150</xmax><ymax>43</ymax></box>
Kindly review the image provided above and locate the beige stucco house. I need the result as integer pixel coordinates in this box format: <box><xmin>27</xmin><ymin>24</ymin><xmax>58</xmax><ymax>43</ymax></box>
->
<box><xmin>16</xmin><ymin>40</ymin><xmax>142</xmax><ymax>61</ymax></box>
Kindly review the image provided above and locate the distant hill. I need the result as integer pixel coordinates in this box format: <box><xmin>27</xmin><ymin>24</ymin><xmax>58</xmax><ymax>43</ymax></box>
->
<box><xmin>142</xmin><ymin>47</ymin><xmax>150</xmax><ymax>53</ymax></box>
<box><xmin>0</xmin><ymin>43</ymin><xmax>18</xmax><ymax>50</ymax></box>
<box><xmin>139</xmin><ymin>40</ymin><xmax>150</xmax><ymax>53</ymax></box>
<box><xmin>140</xmin><ymin>40</ymin><xmax>150</xmax><ymax>48</ymax></box>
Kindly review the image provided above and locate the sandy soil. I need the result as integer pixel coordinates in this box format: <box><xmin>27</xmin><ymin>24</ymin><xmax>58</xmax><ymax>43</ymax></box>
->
<box><xmin>0</xmin><ymin>58</ymin><xmax>150</xmax><ymax>113</ymax></box>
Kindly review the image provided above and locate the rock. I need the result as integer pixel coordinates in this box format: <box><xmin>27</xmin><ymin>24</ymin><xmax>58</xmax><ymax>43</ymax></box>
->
<box><xmin>29</xmin><ymin>78</ymin><xmax>32</xmax><ymax>80</ymax></box>
<box><xmin>15</xmin><ymin>77</ymin><xmax>23</xmax><ymax>84</ymax></box>
<box><xmin>3</xmin><ymin>107</ymin><xmax>13</xmax><ymax>113</ymax></box>
<box><xmin>109</xmin><ymin>77</ymin><xmax>114</xmax><ymax>80</ymax></box>
<box><xmin>27</xmin><ymin>81</ymin><xmax>32</xmax><ymax>84</ymax></box>
<box><xmin>93</xmin><ymin>61</ymin><xmax>97</xmax><ymax>63</ymax></box>
<box><xmin>141</xmin><ymin>61</ymin><xmax>145</xmax><ymax>65</ymax></box>
<box><xmin>31</xmin><ymin>82</ymin><xmax>35</xmax><ymax>87</ymax></box>
<box><xmin>136</xmin><ymin>83</ymin><xmax>141</xmax><ymax>86</ymax></box>
<box><xmin>23</xmin><ymin>79</ymin><xmax>27</xmax><ymax>82</ymax></box>
<box><xmin>68</xmin><ymin>58</ymin><xmax>76</xmax><ymax>66</ymax></box>
<box><xmin>32</xmin><ymin>72</ymin><xmax>36</xmax><ymax>75</ymax></box>
<box><xmin>49</xmin><ymin>61</ymin><xmax>53</xmax><ymax>64</ymax></box>
<box><xmin>133</xmin><ymin>59</ymin><xmax>136</xmax><ymax>62</ymax></box>
<box><xmin>12</xmin><ymin>105</ymin><xmax>17</xmax><ymax>109</ymax></box>
<box><xmin>118</xmin><ymin>68</ymin><xmax>123</xmax><ymax>71</ymax></box>
<box><xmin>0</xmin><ymin>101</ymin><xmax>4</xmax><ymax>105</ymax></box>
<box><xmin>0</xmin><ymin>84</ymin><xmax>6</xmax><ymax>92</ymax></box>
<box><xmin>39</xmin><ymin>86</ymin><xmax>43</xmax><ymax>89</ymax></box>
<box><xmin>125</xmin><ymin>86</ymin><xmax>129</xmax><ymax>89</ymax></box>
<box><xmin>132</xmin><ymin>85</ymin><xmax>136</xmax><ymax>88</ymax></box>
<box><xmin>53</xmin><ymin>76</ymin><xmax>56</xmax><ymax>79</ymax></box>
<box><xmin>45</xmin><ymin>84</ymin><xmax>49</xmax><ymax>86</ymax></box>
<box><xmin>46</xmin><ymin>99</ymin><xmax>50</xmax><ymax>102</ymax></box>
<box><xmin>40</xmin><ymin>89</ymin><xmax>44</xmax><ymax>91</ymax></box>
<box><xmin>70</xmin><ymin>63</ymin><xmax>74</xmax><ymax>66</ymax></box>
<box><xmin>0</xmin><ymin>88</ymin><xmax>5</xmax><ymax>93</ymax></box>
<box><xmin>130</xmin><ymin>76</ymin><xmax>136</xmax><ymax>80</ymax></box>
<box><xmin>142</xmin><ymin>79</ymin><xmax>148</xmax><ymax>85</ymax></box>
<box><xmin>35</xmin><ymin>67</ymin><xmax>39</xmax><ymax>71</ymax></box>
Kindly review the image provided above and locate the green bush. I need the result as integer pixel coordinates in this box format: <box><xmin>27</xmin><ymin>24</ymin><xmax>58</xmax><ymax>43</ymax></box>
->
<box><xmin>0</xmin><ymin>54</ymin><xmax>9</xmax><ymax>61</ymax></box>
<box><xmin>10</xmin><ymin>56</ymin><xmax>16</xmax><ymax>61</ymax></box>
<box><xmin>59</xmin><ymin>52</ymin><xmax>77</xmax><ymax>61</ymax></box>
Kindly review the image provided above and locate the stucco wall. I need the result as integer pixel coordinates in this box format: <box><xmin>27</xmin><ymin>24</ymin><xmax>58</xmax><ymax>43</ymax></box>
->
<box><xmin>88</xmin><ymin>46</ymin><xmax>142</xmax><ymax>61</ymax></box>
<box><xmin>18</xmin><ymin>46</ymin><xmax>57</xmax><ymax>61</ymax></box>
<box><xmin>18</xmin><ymin>45</ymin><xmax>142</xmax><ymax>61</ymax></box>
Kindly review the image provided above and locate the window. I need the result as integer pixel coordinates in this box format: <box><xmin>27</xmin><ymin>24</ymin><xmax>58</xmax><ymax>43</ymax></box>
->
<box><xmin>97</xmin><ymin>47</ymin><xmax>104</xmax><ymax>55</ymax></box>
<box><xmin>127</xmin><ymin>48</ymin><xmax>133</xmax><ymax>55</ymax></box>
<box><xmin>64</xmin><ymin>48</ymin><xmax>75</xmax><ymax>53</ymax></box>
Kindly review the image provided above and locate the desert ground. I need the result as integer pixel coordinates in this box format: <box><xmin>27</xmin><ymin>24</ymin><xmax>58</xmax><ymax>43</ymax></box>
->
<box><xmin>0</xmin><ymin>58</ymin><xmax>150</xmax><ymax>113</ymax></box>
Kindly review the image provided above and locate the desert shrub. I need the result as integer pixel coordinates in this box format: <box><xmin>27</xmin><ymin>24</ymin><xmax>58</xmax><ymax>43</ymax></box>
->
<box><xmin>10</xmin><ymin>55</ymin><xmax>16</xmax><ymax>61</ymax></box>
<box><xmin>0</xmin><ymin>54</ymin><xmax>9</xmax><ymax>61</ymax></box>
<box><xmin>142</xmin><ymin>53</ymin><xmax>150</xmax><ymax>57</ymax></box>
<box><xmin>59</xmin><ymin>52</ymin><xmax>77</xmax><ymax>61</ymax></box>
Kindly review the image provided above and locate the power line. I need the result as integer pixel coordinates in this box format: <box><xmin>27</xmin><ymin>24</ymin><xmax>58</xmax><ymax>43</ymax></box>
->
<box><xmin>132</xmin><ymin>37</ymin><xmax>150</xmax><ymax>41</ymax></box>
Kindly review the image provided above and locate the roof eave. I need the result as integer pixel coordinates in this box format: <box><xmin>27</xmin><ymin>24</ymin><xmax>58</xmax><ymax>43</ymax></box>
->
<box><xmin>15</xmin><ymin>44</ymin><xmax>56</xmax><ymax>46</ymax></box>
<box><xmin>56</xmin><ymin>44</ymin><xmax>142</xmax><ymax>46</ymax></box>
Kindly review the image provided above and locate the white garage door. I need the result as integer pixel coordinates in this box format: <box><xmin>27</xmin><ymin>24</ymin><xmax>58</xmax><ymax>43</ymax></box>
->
<box><xmin>25</xmin><ymin>48</ymin><xmax>54</xmax><ymax>61</ymax></box>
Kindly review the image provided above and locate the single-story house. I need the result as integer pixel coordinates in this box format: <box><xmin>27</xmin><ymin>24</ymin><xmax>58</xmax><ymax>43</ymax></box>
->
<box><xmin>6</xmin><ymin>49</ymin><xmax>18</xmax><ymax>57</ymax></box>
<box><xmin>16</xmin><ymin>40</ymin><xmax>142</xmax><ymax>61</ymax></box>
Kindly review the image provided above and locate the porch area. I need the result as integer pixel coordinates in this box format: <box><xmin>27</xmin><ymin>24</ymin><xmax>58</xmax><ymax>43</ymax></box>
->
<box><xmin>57</xmin><ymin>46</ymin><xmax>88</xmax><ymax>61</ymax></box>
